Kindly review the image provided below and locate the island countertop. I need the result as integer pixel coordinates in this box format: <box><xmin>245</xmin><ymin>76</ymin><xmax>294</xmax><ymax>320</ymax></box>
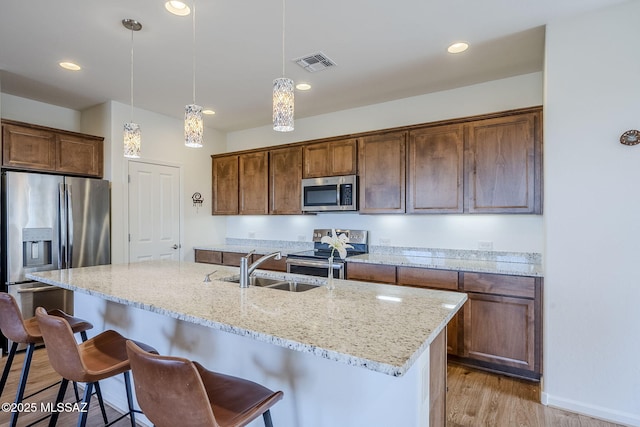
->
<box><xmin>27</xmin><ymin>260</ymin><xmax>466</xmax><ymax>377</ymax></box>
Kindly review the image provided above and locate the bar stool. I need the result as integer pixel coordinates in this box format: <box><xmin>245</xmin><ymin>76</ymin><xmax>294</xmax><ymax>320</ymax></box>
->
<box><xmin>35</xmin><ymin>306</ymin><xmax>158</xmax><ymax>427</ymax></box>
<box><xmin>126</xmin><ymin>340</ymin><xmax>284</xmax><ymax>427</ymax></box>
<box><xmin>0</xmin><ymin>292</ymin><xmax>100</xmax><ymax>427</ymax></box>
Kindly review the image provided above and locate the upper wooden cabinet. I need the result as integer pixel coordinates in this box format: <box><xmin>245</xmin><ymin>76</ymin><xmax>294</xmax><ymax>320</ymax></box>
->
<box><xmin>212</xmin><ymin>154</ymin><xmax>239</xmax><ymax>215</ymax></box>
<box><xmin>303</xmin><ymin>138</ymin><xmax>357</xmax><ymax>178</ymax></box>
<box><xmin>2</xmin><ymin>120</ymin><xmax>104</xmax><ymax>178</ymax></box>
<box><xmin>270</xmin><ymin>146</ymin><xmax>302</xmax><ymax>214</ymax></box>
<box><xmin>408</xmin><ymin>124</ymin><xmax>464</xmax><ymax>213</ymax></box>
<box><xmin>465</xmin><ymin>111</ymin><xmax>542</xmax><ymax>213</ymax></box>
<box><xmin>358</xmin><ymin>131</ymin><xmax>407</xmax><ymax>213</ymax></box>
<box><xmin>239</xmin><ymin>151</ymin><xmax>269</xmax><ymax>215</ymax></box>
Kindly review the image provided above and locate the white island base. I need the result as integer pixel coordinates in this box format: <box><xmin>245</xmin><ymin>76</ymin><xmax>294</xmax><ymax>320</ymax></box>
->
<box><xmin>74</xmin><ymin>292</ymin><xmax>447</xmax><ymax>427</ymax></box>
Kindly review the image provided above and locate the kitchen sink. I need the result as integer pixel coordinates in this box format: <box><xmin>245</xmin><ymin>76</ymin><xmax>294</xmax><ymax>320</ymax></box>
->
<box><xmin>222</xmin><ymin>275</ymin><xmax>319</xmax><ymax>292</ymax></box>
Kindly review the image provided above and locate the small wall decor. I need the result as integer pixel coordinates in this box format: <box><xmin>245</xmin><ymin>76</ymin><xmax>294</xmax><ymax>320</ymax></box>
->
<box><xmin>192</xmin><ymin>192</ymin><xmax>203</xmax><ymax>211</ymax></box>
<box><xmin>619</xmin><ymin>129</ymin><xmax>640</xmax><ymax>146</ymax></box>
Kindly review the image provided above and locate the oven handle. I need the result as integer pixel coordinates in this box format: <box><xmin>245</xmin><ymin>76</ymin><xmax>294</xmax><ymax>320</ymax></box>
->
<box><xmin>286</xmin><ymin>259</ymin><xmax>344</xmax><ymax>270</ymax></box>
<box><xmin>17</xmin><ymin>285</ymin><xmax>60</xmax><ymax>294</ymax></box>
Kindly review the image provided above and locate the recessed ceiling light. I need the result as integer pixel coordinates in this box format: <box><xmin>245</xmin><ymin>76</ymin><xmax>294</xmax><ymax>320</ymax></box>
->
<box><xmin>59</xmin><ymin>61</ymin><xmax>81</xmax><ymax>71</ymax></box>
<box><xmin>296</xmin><ymin>83</ymin><xmax>311</xmax><ymax>91</ymax></box>
<box><xmin>165</xmin><ymin>1</ymin><xmax>191</xmax><ymax>16</ymax></box>
<box><xmin>203</xmin><ymin>109</ymin><xmax>215</xmax><ymax>115</ymax></box>
<box><xmin>447</xmin><ymin>42</ymin><xmax>469</xmax><ymax>54</ymax></box>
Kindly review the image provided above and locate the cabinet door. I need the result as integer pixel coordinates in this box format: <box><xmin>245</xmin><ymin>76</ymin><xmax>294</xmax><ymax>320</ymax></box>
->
<box><xmin>270</xmin><ymin>146</ymin><xmax>302</xmax><ymax>214</ymax></box>
<box><xmin>2</xmin><ymin>123</ymin><xmax>56</xmax><ymax>171</ymax></box>
<box><xmin>56</xmin><ymin>133</ymin><xmax>104</xmax><ymax>177</ymax></box>
<box><xmin>239</xmin><ymin>151</ymin><xmax>268</xmax><ymax>215</ymax></box>
<box><xmin>358</xmin><ymin>132</ymin><xmax>406</xmax><ymax>213</ymax></box>
<box><xmin>346</xmin><ymin>263</ymin><xmax>396</xmax><ymax>284</ymax></box>
<box><xmin>303</xmin><ymin>138</ymin><xmax>357</xmax><ymax>178</ymax></box>
<box><xmin>194</xmin><ymin>249</ymin><xmax>222</xmax><ymax>264</ymax></box>
<box><xmin>463</xmin><ymin>293</ymin><xmax>536</xmax><ymax>372</ymax></box>
<box><xmin>212</xmin><ymin>155</ymin><xmax>239</xmax><ymax>215</ymax></box>
<box><xmin>466</xmin><ymin>111</ymin><xmax>541</xmax><ymax>213</ymax></box>
<box><xmin>408</xmin><ymin>125</ymin><xmax>463</xmax><ymax>213</ymax></box>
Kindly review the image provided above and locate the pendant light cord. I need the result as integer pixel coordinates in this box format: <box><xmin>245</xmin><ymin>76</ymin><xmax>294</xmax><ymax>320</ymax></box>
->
<box><xmin>281</xmin><ymin>0</ymin><xmax>285</xmax><ymax>77</ymax></box>
<box><xmin>130</xmin><ymin>27</ymin><xmax>134</xmax><ymax>122</ymax></box>
<box><xmin>192</xmin><ymin>0</ymin><xmax>197</xmax><ymax>104</ymax></box>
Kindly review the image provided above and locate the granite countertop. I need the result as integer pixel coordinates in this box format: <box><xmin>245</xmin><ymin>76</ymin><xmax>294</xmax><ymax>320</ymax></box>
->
<box><xmin>27</xmin><ymin>261</ymin><xmax>466</xmax><ymax>377</ymax></box>
<box><xmin>195</xmin><ymin>239</ymin><xmax>543</xmax><ymax>277</ymax></box>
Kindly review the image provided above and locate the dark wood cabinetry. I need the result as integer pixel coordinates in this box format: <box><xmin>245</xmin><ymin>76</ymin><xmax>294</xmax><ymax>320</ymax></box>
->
<box><xmin>348</xmin><ymin>262</ymin><xmax>542</xmax><ymax>380</ymax></box>
<box><xmin>358</xmin><ymin>131</ymin><xmax>406</xmax><ymax>213</ymax></box>
<box><xmin>212</xmin><ymin>155</ymin><xmax>239</xmax><ymax>215</ymax></box>
<box><xmin>303</xmin><ymin>138</ymin><xmax>357</xmax><ymax>178</ymax></box>
<box><xmin>466</xmin><ymin>111</ymin><xmax>542</xmax><ymax>213</ymax></box>
<box><xmin>2</xmin><ymin>120</ymin><xmax>104</xmax><ymax>178</ymax></box>
<box><xmin>239</xmin><ymin>151</ymin><xmax>269</xmax><ymax>215</ymax></box>
<box><xmin>270</xmin><ymin>146</ymin><xmax>302</xmax><ymax>214</ymax></box>
<box><xmin>194</xmin><ymin>249</ymin><xmax>287</xmax><ymax>272</ymax></box>
<box><xmin>408</xmin><ymin>125</ymin><xmax>464</xmax><ymax>213</ymax></box>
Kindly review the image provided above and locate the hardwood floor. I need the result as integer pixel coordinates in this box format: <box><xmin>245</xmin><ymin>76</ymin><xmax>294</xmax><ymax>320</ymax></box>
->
<box><xmin>0</xmin><ymin>348</ymin><xmax>626</xmax><ymax>427</ymax></box>
<box><xmin>447</xmin><ymin>363</ymin><xmax>624</xmax><ymax>427</ymax></box>
<box><xmin>0</xmin><ymin>347</ymin><xmax>138</xmax><ymax>426</ymax></box>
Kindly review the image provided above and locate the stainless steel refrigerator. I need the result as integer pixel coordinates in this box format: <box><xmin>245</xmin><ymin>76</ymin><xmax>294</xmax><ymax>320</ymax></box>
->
<box><xmin>1</xmin><ymin>171</ymin><xmax>110</xmax><ymax>351</ymax></box>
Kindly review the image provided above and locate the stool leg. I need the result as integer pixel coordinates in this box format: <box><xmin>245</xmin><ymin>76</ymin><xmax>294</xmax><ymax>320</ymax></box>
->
<box><xmin>48</xmin><ymin>378</ymin><xmax>69</xmax><ymax>427</ymax></box>
<box><xmin>10</xmin><ymin>342</ymin><xmax>35</xmax><ymax>427</ymax></box>
<box><xmin>0</xmin><ymin>341</ymin><xmax>18</xmax><ymax>397</ymax></box>
<box><xmin>77</xmin><ymin>382</ymin><xmax>93</xmax><ymax>427</ymax></box>
<box><xmin>263</xmin><ymin>410</ymin><xmax>274</xmax><ymax>427</ymax></box>
<box><xmin>123</xmin><ymin>371</ymin><xmax>136</xmax><ymax>427</ymax></box>
<box><xmin>93</xmin><ymin>381</ymin><xmax>109</xmax><ymax>424</ymax></box>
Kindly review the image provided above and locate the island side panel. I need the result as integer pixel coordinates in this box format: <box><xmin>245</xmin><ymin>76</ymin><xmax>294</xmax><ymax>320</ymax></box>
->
<box><xmin>74</xmin><ymin>292</ymin><xmax>436</xmax><ymax>427</ymax></box>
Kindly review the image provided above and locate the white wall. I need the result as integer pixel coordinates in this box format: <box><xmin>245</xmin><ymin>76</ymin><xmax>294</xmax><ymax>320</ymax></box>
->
<box><xmin>225</xmin><ymin>73</ymin><xmax>545</xmax><ymax>253</ymax></box>
<box><xmin>543</xmin><ymin>1</ymin><xmax>640</xmax><ymax>425</ymax></box>
<box><xmin>0</xmin><ymin>93</ymin><xmax>81</xmax><ymax>131</ymax></box>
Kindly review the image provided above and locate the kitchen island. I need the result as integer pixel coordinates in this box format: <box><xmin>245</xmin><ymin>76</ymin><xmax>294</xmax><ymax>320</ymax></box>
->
<box><xmin>28</xmin><ymin>260</ymin><xmax>466</xmax><ymax>427</ymax></box>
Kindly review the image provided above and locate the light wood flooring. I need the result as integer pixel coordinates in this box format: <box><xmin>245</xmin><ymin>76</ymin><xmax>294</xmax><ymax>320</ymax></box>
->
<box><xmin>0</xmin><ymin>348</ymin><xmax>626</xmax><ymax>427</ymax></box>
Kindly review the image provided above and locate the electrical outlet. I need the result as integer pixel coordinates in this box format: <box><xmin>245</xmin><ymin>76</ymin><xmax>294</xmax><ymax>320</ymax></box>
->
<box><xmin>248</xmin><ymin>231</ymin><xmax>256</xmax><ymax>239</ymax></box>
<box><xmin>297</xmin><ymin>235</ymin><xmax>305</xmax><ymax>242</ymax></box>
<box><xmin>478</xmin><ymin>241</ymin><xmax>493</xmax><ymax>251</ymax></box>
<box><xmin>379</xmin><ymin>238</ymin><xmax>391</xmax><ymax>246</ymax></box>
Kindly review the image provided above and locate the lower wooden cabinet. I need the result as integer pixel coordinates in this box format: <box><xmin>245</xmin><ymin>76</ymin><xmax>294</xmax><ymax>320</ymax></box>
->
<box><xmin>194</xmin><ymin>249</ymin><xmax>287</xmax><ymax>272</ymax></box>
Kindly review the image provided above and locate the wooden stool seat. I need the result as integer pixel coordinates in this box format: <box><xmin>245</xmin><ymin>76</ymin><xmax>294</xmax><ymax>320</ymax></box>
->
<box><xmin>36</xmin><ymin>307</ymin><xmax>157</xmax><ymax>427</ymax></box>
<box><xmin>0</xmin><ymin>292</ymin><xmax>95</xmax><ymax>427</ymax></box>
<box><xmin>126</xmin><ymin>340</ymin><xmax>284</xmax><ymax>427</ymax></box>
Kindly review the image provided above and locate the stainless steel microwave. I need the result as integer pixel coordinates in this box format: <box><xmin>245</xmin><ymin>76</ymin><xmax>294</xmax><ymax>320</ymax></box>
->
<box><xmin>301</xmin><ymin>175</ymin><xmax>358</xmax><ymax>212</ymax></box>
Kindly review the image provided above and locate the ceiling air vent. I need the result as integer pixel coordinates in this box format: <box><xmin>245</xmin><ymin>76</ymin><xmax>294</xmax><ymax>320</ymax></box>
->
<box><xmin>293</xmin><ymin>52</ymin><xmax>336</xmax><ymax>72</ymax></box>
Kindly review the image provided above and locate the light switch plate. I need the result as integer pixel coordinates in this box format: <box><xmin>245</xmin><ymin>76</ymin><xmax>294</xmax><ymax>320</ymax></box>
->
<box><xmin>478</xmin><ymin>241</ymin><xmax>493</xmax><ymax>250</ymax></box>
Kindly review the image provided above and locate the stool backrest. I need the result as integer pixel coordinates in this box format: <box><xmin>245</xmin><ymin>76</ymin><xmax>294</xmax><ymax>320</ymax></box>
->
<box><xmin>35</xmin><ymin>307</ymin><xmax>88</xmax><ymax>382</ymax></box>
<box><xmin>126</xmin><ymin>340</ymin><xmax>219</xmax><ymax>427</ymax></box>
<box><xmin>0</xmin><ymin>292</ymin><xmax>30</xmax><ymax>343</ymax></box>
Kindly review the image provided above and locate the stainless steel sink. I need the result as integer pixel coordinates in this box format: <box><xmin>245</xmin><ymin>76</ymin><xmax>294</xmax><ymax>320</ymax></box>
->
<box><xmin>222</xmin><ymin>275</ymin><xmax>319</xmax><ymax>292</ymax></box>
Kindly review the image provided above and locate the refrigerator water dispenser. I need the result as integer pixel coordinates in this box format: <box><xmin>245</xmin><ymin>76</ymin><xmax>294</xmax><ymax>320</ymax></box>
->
<box><xmin>22</xmin><ymin>227</ymin><xmax>53</xmax><ymax>267</ymax></box>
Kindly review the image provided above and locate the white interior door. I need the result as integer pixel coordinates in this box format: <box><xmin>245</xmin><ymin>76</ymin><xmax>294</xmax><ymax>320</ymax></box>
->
<box><xmin>128</xmin><ymin>161</ymin><xmax>181</xmax><ymax>262</ymax></box>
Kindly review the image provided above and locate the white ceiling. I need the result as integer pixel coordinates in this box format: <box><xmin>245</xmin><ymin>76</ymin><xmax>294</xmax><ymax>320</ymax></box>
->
<box><xmin>0</xmin><ymin>0</ymin><xmax>627</xmax><ymax>132</ymax></box>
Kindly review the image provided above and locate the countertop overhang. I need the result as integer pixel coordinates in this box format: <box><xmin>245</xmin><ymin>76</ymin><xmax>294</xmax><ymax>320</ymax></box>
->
<box><xmin>27</xmin><ymin>260</ymin><xmax>466</xmax><ymax>377</ymax></box>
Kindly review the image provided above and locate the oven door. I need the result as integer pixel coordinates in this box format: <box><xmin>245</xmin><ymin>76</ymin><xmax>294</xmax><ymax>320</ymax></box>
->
<box><xmin>286</xmin><ymin>258</ymin><xmax>345</xmax><ymax>279</ymax></box>
<box><xmin>6</xmin><ymin>282</ymin><xmax>74</xmax><ymax>351</ymax></box>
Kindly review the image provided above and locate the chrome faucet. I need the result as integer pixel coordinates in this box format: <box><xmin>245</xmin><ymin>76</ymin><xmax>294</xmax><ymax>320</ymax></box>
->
<box><xmin>239</xmin><ymin>250</ymin><xmax>282</xmax><ymax>288</ymax></box>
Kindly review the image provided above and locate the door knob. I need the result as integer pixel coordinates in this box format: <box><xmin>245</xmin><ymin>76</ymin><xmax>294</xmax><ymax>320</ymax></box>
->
<box><xmin>172</xmin><ymin>244</ymin><xmax>180</xmax><ymax>250</ymax></box>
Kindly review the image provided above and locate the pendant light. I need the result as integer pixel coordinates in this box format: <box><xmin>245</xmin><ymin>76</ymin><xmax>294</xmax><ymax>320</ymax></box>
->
<box><xmin>273</xmin><ymin>0</ymin><xmax>294</xmax><ymax>132</ymax></box>
<box><xmin>185</xmin><ymin>0</ymin><xmax>203</xmax><ymax>147</ymax></box>
<box><xmin>123</xmin><ymin>19</ymin><xmax>142</xmax><ymax>158</ymax></box>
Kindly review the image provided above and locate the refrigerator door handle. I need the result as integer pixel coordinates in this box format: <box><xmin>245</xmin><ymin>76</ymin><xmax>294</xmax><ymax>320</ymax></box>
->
<box><xmin>59</xmin><ymin>183</ymin><xmax>67</xmax><ymax>269</ymax></box>
<box><xmin>66</xmin><ymin>183</ymin><xmax>73</xmax><ymax>268</ymax></box>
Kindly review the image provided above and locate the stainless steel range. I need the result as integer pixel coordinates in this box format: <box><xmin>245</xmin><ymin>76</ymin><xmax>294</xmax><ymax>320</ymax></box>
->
<box><xmin>286</xmin><ymin>229</ymin><xmax>368</xmax><ymax>279</ymax></box>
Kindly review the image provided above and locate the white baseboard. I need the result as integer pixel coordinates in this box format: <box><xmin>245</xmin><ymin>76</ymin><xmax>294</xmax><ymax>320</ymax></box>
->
<box><xmin>541</xmin><ymin>392</ymin><xmax>640</xmax><ymax>427</ymax></box>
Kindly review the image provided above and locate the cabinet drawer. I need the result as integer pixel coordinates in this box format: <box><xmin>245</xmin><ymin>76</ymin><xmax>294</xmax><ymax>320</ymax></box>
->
<box><xmin>251</xmin><ymin>255</ymin><xmax>287</xmax><ymax>272</ymax></box>
<box><xmin>463</xmin><ymin>272</ymin><xmax>535</xmax><ymax>299</ymax></box>
<box><xmin>396</xmin><ymin>267</ymin><xmax>458</xmax><ymax>290</ymax></box>
<box><xmin>347</xmin><ymin>263</ymin><xmax>396</xmax><ymax>284</ymax></box>
<box><xmin>194</xmin><ymin>250</ymin><xmax>222</xmax><ymax>264</ymax></box>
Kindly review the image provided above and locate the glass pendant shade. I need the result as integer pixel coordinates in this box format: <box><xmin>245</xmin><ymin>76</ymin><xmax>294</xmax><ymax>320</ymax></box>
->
<box><xmin>123</xmin><ymin>122</ymin><xmax>141</xmax><ymax>158</ymax></box>
<box><xmin>273</xmin><ymin>77</ymin><xmax>294</xmax><ymax>132</ymax></box>
<box><xmin>184</xmin><ymin>104</ymin><xmax>204</xmax><ymax>147</ymax></box>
